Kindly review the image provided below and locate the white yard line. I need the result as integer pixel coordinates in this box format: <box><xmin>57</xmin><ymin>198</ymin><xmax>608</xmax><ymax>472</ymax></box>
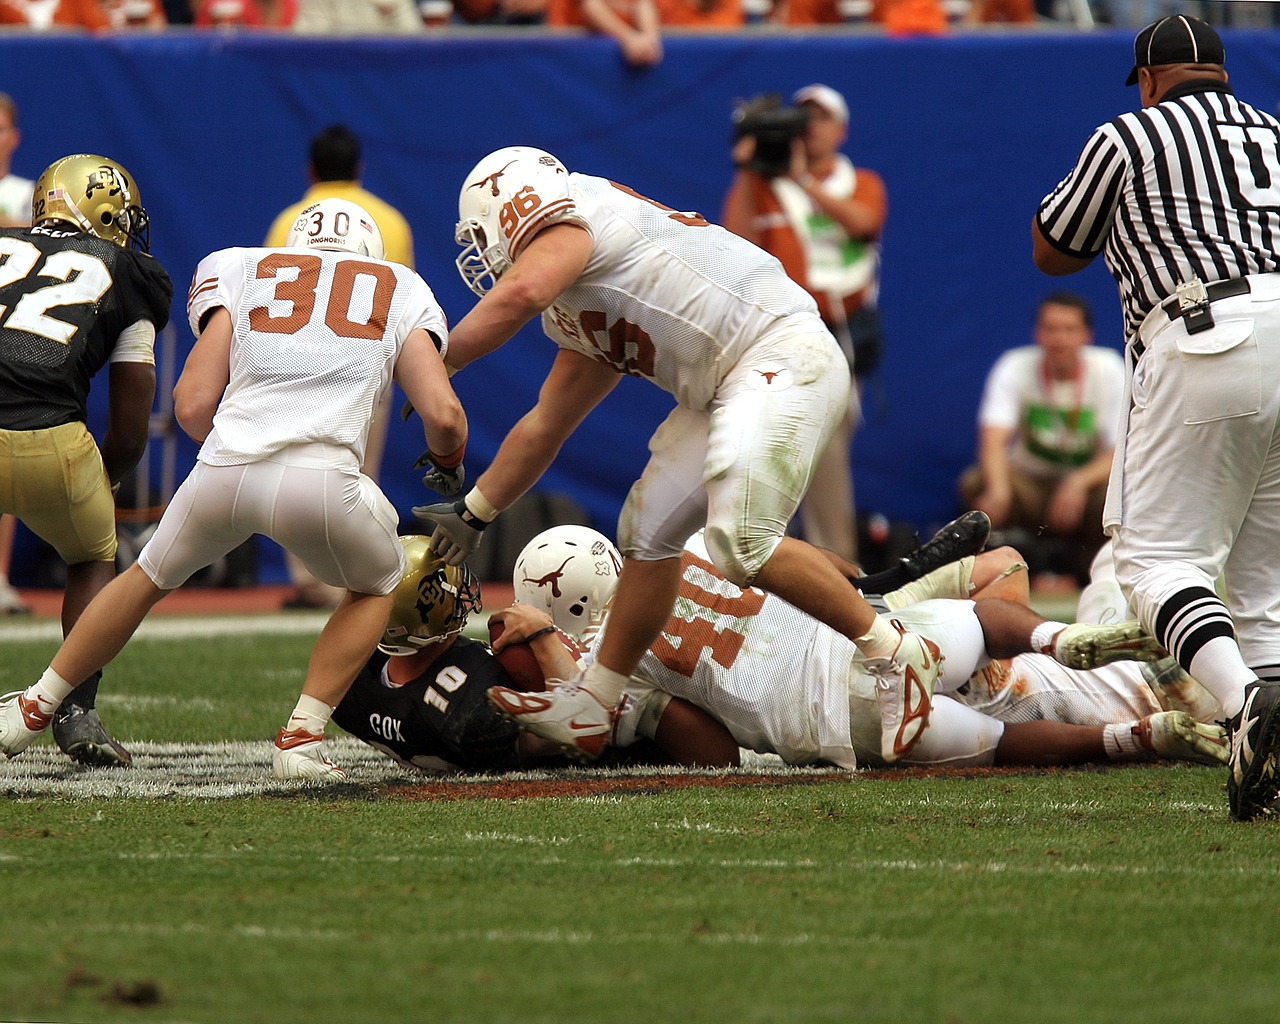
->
<box><xmin>0</xmin><ymin>614</ymin><xmax>328</xmax><ymax>643</ymax></box>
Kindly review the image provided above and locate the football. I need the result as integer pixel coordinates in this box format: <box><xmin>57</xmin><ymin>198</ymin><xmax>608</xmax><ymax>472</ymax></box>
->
<box><xmin>488</xmin><ymin>621</ymin><xmax>582</xmax><ymax>692</ymax></box>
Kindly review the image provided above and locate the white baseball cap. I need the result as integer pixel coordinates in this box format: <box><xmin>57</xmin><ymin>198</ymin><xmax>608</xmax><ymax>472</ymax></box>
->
<box><xmin>792</xmin><ymin>84</ymin><xmax>849</xmax><ymax>125</ymax></box>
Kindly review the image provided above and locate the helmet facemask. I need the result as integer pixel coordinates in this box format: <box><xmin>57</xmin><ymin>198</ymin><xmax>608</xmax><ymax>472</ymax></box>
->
<box><xmin>455</xmin><ymin>216</ymin><xmax>510</xmax><ymax>297</ymax></box>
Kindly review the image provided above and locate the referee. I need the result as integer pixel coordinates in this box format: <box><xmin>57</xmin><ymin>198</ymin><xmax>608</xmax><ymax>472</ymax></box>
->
<box><xmin>1032</xmin><ymin>15</ymin><xmax>1280</xmax><ymax>821</ymax></box>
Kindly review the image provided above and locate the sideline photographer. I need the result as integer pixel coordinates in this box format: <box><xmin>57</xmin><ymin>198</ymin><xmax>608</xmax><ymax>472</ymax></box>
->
<box><xmin>721</xmin><ymin>83</ymin><xmax>887</xmax><ymax>562</ymax></box>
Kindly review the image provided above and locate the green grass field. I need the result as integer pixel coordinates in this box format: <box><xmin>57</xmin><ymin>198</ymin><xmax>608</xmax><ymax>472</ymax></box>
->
<box><xmin>1</xmin><ymin>618</ymin><xmax>1276</xmax><ymax>1024</ymax></box>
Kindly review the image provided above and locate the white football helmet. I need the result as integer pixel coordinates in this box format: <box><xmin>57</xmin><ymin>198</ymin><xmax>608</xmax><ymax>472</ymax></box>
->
<box><xmin>512</xmin><ymin>525</ymin><xmax>621</xmax><ymax>641</ymax></box>
<box><xmin>285</xmin><ymin>197</ymin><xmax>385</xmax><ymax>260</ymax></box>
<box><xmin>455</xmin><ymin>146</ymin><xmax>572</xmax><ymax>296</ymax></box>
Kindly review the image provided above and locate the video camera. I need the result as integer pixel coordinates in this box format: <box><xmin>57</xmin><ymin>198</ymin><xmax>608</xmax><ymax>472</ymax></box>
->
<box><xmin>731</xmin><ymin>93</ymin><xmax>810</xmax><ymax>178</ymax></box>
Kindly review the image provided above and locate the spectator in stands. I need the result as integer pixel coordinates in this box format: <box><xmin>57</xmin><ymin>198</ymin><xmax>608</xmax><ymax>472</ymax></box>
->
<box><xmin>722</xmin><ymin>84</ymin><xmax>887</xmax><ymax>564</ymax></box>
<box><xmin>193</xmin><ymin>0</ymin><xmax>295</xmax><ymax>26</ymax></box>
<box><xmin>0</xmin><ymin>0</ymin><xmax>108</xmax><ymax>28</ymax></box>
<box><xmin>958</xmin><ymin>291</ymin><xmax>1124</xmax><ymax>589</ymax></box>
<box><xmin>0</xmin><ymin>93</ymin><xmax>34</xmax><ymax>616</ymax></box>
<box><xmin>161</xmin><ymin>0</ymin><xmax>192</xmax><ymax>22</ymax></box>
<box><xmin>101</xmin><ymin>0</ymin><xmax>168</xmax><ymax>26</ymax></box>
<box><xmin>0</xmin><ymin>94</ymin><xmax>30</xmax><ymax>231</ymax></box>
<box><xmin>545</xmin><ymin>0</ymin><xmax>662</xmax><ymax>67</ymax></box>
<box><xmin>654</xmin><ymin>0</ymin><xmax>741</xmax><ymax>26</ymax></box>
<box><xmin>292</xmin><ymin>0</ymin><xmax>423</xmax><ymax>30</ymax></box>
<box><xmin>451</xmin><ymin>0</ymin><xmax>545</xmax><ymax>22</ymax></box>
<box><xmin>965</xmin><ymin>0</ymin><xmax>1031</xmax><ymax>22</ymax></box>
<box><xmin>772</xmin><ymin>0</ymin><xmax>946</xmax><ymax>34</ymax></box>
<box><xmin>264</xmin><ymin>124</ymin><xmax>416</xmax><ymax>609</ymax></box>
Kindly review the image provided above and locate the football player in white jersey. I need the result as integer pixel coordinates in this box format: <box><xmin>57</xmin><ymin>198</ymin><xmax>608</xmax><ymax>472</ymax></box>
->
<box><xmin>0</xmin><ymin>198</ymin><xmax>467</xmax><ymax>781</ymax></box>
<box><xmin>416</xmin><ymin>146</ymin><xmax>1153</xmax><ymax>765</ymax></box>
<box><xmin>503</xmin><ymin>533</ymin><xmax>1226</xmax><ymax>770</ymax></box>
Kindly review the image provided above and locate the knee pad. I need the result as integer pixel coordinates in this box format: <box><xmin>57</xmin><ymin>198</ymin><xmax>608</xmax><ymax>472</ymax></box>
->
<box><xmin>703</xmin><ymin>523</ymin><xmax>778</xmax><ymax>587</ymax></box>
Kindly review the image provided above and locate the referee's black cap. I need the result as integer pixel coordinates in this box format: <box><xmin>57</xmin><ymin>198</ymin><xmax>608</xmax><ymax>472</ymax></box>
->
<box><xmin>1126</xmin><ymin>15</ymin><xmax>1225</xmax><ymax>86</ymax></box>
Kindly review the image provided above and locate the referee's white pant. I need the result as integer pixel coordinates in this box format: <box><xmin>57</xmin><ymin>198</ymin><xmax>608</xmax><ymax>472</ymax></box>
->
<box><xmin>1109</xmin><ymin>272</ymin><xmax>1280</xmax><ymax>676</ymax></box>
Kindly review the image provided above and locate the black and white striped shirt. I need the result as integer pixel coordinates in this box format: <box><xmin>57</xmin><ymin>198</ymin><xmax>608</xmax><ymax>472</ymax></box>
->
<box><xmin>1036</xmin><ymin>80</ymin><xmax>1280</xmax><ymax>342</ymax></box>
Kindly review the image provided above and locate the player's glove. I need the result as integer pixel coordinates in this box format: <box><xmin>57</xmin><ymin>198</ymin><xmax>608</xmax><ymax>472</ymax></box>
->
<box><xmin>413</xmin><ymin>449</ymin><xmax>466</xmax><ymax>497</ymax></box>
<box><xmin>413</xmin><ymin>494</ymin><xmax>494</xmax><ymax>565</ymax></box>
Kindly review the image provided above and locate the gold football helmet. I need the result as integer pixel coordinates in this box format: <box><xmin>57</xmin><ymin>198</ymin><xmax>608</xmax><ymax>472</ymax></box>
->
<box><xmin>32</xmin><ymin>154</ymin><xmax>150</xmax><ymax>252</ymax></box>
<box><xmin>379</xmin><ymin>536</ymin><xmax>482</xmax><ymax>656</ymax></box>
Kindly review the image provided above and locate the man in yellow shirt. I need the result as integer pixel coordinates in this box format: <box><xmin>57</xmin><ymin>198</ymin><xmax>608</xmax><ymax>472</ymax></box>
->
<box><xmin>265</xmin><ymin>124</ymin><xmax>417</xmax><ymax>609</ymax></box>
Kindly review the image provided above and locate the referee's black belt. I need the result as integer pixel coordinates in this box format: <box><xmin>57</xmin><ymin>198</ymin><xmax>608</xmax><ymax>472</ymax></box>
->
<box><xmin>1133</xmin><ymin>277</ymin><xmax>1253</xmax><ymax>360</ymax></box>
<box><xmin>1159</xmin><ymin>277</ymin><xmax>1251</xmax><ymax>322</ymax></box>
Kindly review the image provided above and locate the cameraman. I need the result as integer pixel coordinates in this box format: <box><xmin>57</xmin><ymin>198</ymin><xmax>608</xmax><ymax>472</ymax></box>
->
<box><xmin>722</xmin><ymin>84</ymin><xmax>886</xmax><ymax>562</ymax></box>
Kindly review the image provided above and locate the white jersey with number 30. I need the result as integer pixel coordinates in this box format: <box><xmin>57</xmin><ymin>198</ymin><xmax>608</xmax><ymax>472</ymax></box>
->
<box><xmin>186</xmin><ymin>246</ymin><xmax>447</xmax><ymax>466</ymax></box>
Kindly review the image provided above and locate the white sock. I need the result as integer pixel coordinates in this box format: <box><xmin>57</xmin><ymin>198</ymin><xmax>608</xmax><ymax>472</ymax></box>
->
<box><xmin>1031</xmin><ymin>621</ymin><xmax>1070</xmax><ymax>656</ymax></box>
<box><xmin>883</xmin><ymin>556</ymin><xmax>978</xmax><ymax>611</ymax></box>
<box><xmin>855</xmin><ymin>615</ymin><xmax>902</xmax><ymax>661</ymax></box>
<box><xmin>28</xmin><ymin>667</ymin><xmax>76</xmax><ymax>716</ymax></box>
<box><xmin>1188</xmin><ymin>636</ymin><xmax>1258</xmax><ymax>719</ymax></box>
<box><xmin>1102</xmin><ymin>722</ymin><xmax>1142</xmax><ymax>760</ymax></box>
<box><xmin>582</xmin><ymin>663</ymin><xmax>630</xmax><ymax>706</ymax></box>
<box><xmin>284</xmin><ymin>694</ymin><xmax>333</xmax><ymax>737</ymax></box>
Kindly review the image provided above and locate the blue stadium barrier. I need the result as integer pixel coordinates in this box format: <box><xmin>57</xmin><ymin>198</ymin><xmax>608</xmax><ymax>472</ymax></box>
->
<box><xmin>4</xmin><ymin>27</ymin><xmax>1279</xmax><ymax>581</ymax></box>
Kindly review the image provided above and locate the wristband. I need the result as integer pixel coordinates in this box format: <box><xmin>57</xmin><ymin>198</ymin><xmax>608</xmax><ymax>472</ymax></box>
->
<box><xmin>429</xmin><ymin>441</ymin><xmax>466</xmax><ymax>469</ymax></box>
<box><xmin>525</xmin><ymin>625</ymin><xmax>558</xmax><ymax>643</ymax></box>
<box><xmin>463</xmin><ymin>487</ymin><xmax>500</xmax><ymax>523</ymax></box>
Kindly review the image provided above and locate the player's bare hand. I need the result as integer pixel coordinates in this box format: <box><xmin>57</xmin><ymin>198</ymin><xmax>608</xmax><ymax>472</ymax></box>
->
<box><xmin>487</xmin><ymin>605</ymin><xmax>556</xmax><ymax>652</ymax></box>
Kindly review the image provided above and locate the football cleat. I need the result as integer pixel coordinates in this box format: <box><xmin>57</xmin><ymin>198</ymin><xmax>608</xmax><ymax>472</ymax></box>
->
<box><xmin>867</xmin><ymin>621</ymin><xmax>943</xmax><ymax>763</ymax></box>
<box><xmin>487</xmin><ymin>682</ymin><xmax>618</xmax><ymax>763</ymax></box>
<box><xmin>52</xmin><ymin>705</ymin><xmax>133</xmax><ymax>768</ymax></box>
<box><xmin>1052</xmin><ymin>620</ymin><xmax>1165</xmax><ymax>669</ymax></box>
<box><xmin>272</xmin><ymin>728</ymin><xmax>347</xmax><ymax>781</ymax></box>
<box><xmin>855</xmin><ymin>511</ymin><xmax>991</xmax><ymax>596</ymax></box>
<box><xmin>1134</xmin><ymin>711</ymin><xmax>1229</xmax><ymax>766</ymax></box>
<box><xmin>1226</xmin><ymin>681</ymin><xmax>1280</xmax><ymax>822</ymax></box>
<box><xmin>0</xmin><ymin>690</ymin><xmax>52</xmax><ymax>758</ymax></box>
<box><xmin>0</xmin><ymin>579</ymin><xmax>32</xmax><ymax>616</ymax></box>
<box><xmin>1139</xmin><ymin>656</ymin><xmax>1223</xmax><ymax>723</ymax></box>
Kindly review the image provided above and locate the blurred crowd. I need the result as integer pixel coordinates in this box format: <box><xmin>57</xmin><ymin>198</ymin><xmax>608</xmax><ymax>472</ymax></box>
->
<box><xmin>2</xmin><ymin>0</ymin><xmax>1276</xmax><ymax>49</ymax></box>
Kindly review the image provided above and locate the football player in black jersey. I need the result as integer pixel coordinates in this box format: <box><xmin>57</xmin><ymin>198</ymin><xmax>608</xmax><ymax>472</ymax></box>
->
<box><xmin>0</xmin><ymin>154</ymin><xmax>173</xmax><ymax>766</ymax></box>
<box><xmin>332</xmin><ymin>535</ymin><xmax>577</xmax><ymax>772</ymax></box>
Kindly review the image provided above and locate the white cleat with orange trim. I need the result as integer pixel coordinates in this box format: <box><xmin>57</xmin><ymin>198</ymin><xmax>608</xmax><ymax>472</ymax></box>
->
<box><xmin>0</xmin><ymin>690</ymin><xmax>53</xmax><ymax>758</ymax></box>
<box><xmin>867</xmin><ymin>621</ymin><xmax>943</xmax><ymax>763</ymax></box>
<box><xmin>272</xmin><ymin>728</ymin><xmax>346</xmax><ymax>781</ymax></box>
<box><xmin>487</xmin><ymin>682</ymin><xmax>618</xmax><ymax>764</ymax></box>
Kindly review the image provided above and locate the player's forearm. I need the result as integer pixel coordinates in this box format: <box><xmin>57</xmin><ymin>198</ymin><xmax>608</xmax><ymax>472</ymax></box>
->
<box><xmin>98</xmin><ymin>431</ymin><xmax>148</xmax><ymax>486</ymax></box>
<box><xmin>472</xmin><ymin>413</ymin><xmax>564</xmax><ymax>512</ymax></box>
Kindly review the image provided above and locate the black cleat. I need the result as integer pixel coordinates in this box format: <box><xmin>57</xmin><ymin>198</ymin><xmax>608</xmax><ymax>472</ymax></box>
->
<box><xmin>52</xmin><ymin>705</ymin><xmax>133</xmax><ymax>768</ymax></box>
<box><xmin>856</xmin><ymin>511</ymin><xmax>991</xmax><ymax>596</ymax></box>
<box><xmin>1226</xmin><ymin>680</ymin><xmax>1280</xmax><ymax>822</ymax></box>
